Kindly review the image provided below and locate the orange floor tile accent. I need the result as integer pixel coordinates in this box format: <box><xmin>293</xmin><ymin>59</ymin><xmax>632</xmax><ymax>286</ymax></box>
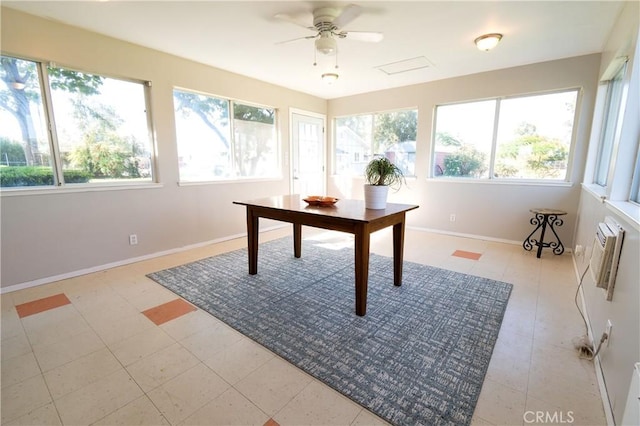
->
<box><xmin>15</xmin><ymin>293</ymin><xmax>71</xmax><ymax>318</ymax></box>
<box><xmin>452</xmin><ymin>249</ymin><xmax>482</xmax><ymax>260</ymax></box>
<box><xmin>142</xmin><ymin>298</ymin><xmax>197</xmax><ymax>326</ymax></box>
<box><xmin>263</xmin><ymin>419</ymin><xmax>280</xmax><ymax>426</ymax></box>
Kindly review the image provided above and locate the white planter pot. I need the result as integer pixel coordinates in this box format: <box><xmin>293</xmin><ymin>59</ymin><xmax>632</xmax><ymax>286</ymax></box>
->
<box><xmin>364</xmin><ymin>184</ymin><xmax>389</xmax><ymax>209</ymax></box>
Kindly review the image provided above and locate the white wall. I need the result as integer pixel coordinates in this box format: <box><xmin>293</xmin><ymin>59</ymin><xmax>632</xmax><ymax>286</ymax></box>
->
<box><xmin>327</xmin><ymin>54</ymin><xmax>601</xmax><ymax>246</ymax></box>
<box><xmin>573</xmin><ymin>1</ymin><xmax>640</xmax><ymax>422</ymax></box>
<box><xmin>0</xmin><ymin>8</ymin><xmax>326</xmax><ymax>288</ymax></box>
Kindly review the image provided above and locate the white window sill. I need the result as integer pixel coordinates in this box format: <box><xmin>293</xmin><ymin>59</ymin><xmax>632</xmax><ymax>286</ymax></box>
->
<box><xmin>581</xmin><ymin>183</ymin><xmax>640</xmax><ymax>231</ymax></box>
<box><xmin>178</xmin><ymin>177</ymin><xmax>282</xmax><ymax>186</ymax></box>
<box><xmin>426</xmin><ymin>178</ymin><xmax>574</xmax><ymax>187</ymax></box>
<box><xmin>606</xmin><ymin>200</ymin><xmax>640</xmax><ymax>231</ymax></box>
<box><xmin>0</xmin><ymin>182</ymin><xmax>163</xmax><ymax>197</ymax></box>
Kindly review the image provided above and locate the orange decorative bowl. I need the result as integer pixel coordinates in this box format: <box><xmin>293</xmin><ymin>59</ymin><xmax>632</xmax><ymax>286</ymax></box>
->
<box><xmin>303</xmin><ymin>196</ymin><xmax>339</xmax><ymax>207</ymax></box>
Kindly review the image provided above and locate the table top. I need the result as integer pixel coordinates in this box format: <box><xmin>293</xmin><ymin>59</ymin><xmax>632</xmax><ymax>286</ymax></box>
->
<box><xmin>234</xmin><ymin>194</ymin><xmax>418</xmax><ymax>223</ymax></box>
<box><xmin>530</xmin><ymin>208</ymin><xmax>567</xmax><ymax>215</ymax></box>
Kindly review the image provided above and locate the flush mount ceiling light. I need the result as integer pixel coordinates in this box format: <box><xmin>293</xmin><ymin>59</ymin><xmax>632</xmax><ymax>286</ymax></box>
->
<box><xmin>474</xmin><ymin>33</ymin><xmax>503</xmax><ymax>51</ymax></box>
<box><xmin>321</xmin><ymin>73</ymin><xmax>339</xmax><ymax>84</ymax></box>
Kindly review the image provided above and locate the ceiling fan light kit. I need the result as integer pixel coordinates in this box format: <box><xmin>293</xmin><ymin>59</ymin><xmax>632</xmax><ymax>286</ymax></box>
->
<box><xmin>315</xmin><ymin>34</ymin><xmax>337</xmax><ymax>55</ymax></box>
<box><xmin>474</xmin><ymin>33</ymin><xmax>503</xmax><ymax>51</ymax></box>
<box><xmin>321</xmin><ymin>73</ymin><xmax>339</xmax><ymax>84</ymax></box>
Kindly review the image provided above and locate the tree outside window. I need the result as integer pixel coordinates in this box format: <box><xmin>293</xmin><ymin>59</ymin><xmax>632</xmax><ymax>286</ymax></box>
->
<box><xmin>173</xmin><ymin>89</ymin><xmax>278</xmax><ymax>182</ymax></box>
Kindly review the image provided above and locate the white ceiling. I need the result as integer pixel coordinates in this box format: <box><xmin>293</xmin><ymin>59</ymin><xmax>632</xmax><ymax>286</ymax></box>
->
<box><xmin>4</xmin><ymin>1</ymin><xmax>624</xmax><ymax>99</ymax></box>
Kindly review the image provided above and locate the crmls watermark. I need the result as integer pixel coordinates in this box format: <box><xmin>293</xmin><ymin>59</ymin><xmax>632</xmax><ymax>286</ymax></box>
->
<box><xmin>523</xmin><ymin>410</ymin><xmax>575</xmax><ymax>424</ymax></box>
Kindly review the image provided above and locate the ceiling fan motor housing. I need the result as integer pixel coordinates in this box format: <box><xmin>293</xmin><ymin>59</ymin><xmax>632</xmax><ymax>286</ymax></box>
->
<box><xmin>313</xmin><ymin>7</ymin><xmax>339</xmax><ymax>32</ymax></box>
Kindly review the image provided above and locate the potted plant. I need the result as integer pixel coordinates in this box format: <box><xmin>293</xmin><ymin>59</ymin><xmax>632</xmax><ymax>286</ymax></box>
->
<box><xmin>364</xmin><ymin>155</ymin><xmax>405</xmax><ymax>209</ymax></box>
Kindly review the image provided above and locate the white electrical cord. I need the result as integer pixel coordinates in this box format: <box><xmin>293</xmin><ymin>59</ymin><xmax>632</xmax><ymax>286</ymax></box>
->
<box><xmin>573</xmin><ymin>263</ymin><xmax>609</xmax><ymax>360</ymax></box>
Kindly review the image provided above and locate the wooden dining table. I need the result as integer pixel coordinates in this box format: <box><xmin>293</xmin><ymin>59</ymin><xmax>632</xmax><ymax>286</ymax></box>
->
<box><xmin>233</xmin><ymin>195</ymin><xmax>419</xmax><ymax>316</ymax></box>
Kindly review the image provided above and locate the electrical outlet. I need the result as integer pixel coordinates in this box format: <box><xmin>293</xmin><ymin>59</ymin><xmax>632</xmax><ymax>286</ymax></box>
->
<box><xmin>129</xmin><ymin>234</ymin><xmax>138</xmax><ymax>245</ymax></box>
<box><xmin>450</xmin><ymin>213</ymin><xmax>456</xmax><ymax>222</ymax></box>
<box><xmin>605</xmin><ymin>320</ymin><xmax>612</xmax><ymax>346</ymax></box>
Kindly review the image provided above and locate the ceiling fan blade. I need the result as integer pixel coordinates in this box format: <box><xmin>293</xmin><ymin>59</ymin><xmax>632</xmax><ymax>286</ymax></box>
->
<box><xmin>343</xmin><ymin>31</ymin><xmax>384</xmax><ymax>43</ymax></box>
<box><xmin>332</xmin><ymin>4</ymin><xmax>362</xmax><ymax>29</ymax></box>
<box><xmin>275</xmin><ymin>35</ymin><xmax>316</xmax><ymax>45</ymax></box>
<box><xmin>274</xmin><ymin>12</ymin><xmax>315</xmax><ymax>31</ymax></box>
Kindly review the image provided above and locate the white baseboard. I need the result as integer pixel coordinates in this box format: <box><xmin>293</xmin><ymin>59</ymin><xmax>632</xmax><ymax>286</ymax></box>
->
<box><xmin>408</xmin><ymin>225</ymin><xmax>576</xmax><ymax>252</ymax></box>
<box><xmin>1</xmin><ymin>224</ymin><xmax>287</xmax><ymax>295</ymax></box>
<box><xmin>571</xmin><ymin>254</ymin><xmax>615</xmax><ymax>426</ymax></box>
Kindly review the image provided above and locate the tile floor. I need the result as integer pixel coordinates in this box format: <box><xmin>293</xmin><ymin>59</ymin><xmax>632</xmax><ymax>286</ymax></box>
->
<box><xmin>1</xmin><ymin>227</ymin><xmax>606</xmax><ymax>425</ymax></box>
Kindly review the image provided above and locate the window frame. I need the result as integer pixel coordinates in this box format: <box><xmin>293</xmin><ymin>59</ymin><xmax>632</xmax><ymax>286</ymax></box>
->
<box><xmin>430</xmin><ymin>88</ymin><xmax>581</xmax><ymax>183</ymax></box>
<box><xmin>0</xmin><ymin>54</ymin><xmax>157</xmax><ymax>191</ymax></box>
<box><xmin>593</xmin><ymin>61</ymin><xmax>628</xmax><ymax>187</ymax></box>
<box><xmin>172</xmin><ymin>87</ymin><xmax>280</xmax><ymax>184</ymax></box>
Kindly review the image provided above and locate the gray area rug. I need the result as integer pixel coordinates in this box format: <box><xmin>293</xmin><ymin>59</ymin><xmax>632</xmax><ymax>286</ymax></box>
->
<box><xmin>147</xmin><ymin>237</ymin><xmax>512</xmax><ymax>425</ymax></box>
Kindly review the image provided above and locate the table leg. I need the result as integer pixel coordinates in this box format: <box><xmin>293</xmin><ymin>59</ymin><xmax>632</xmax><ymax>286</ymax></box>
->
<box><xmin>247</xmin><ymin>207</ymin><xmax>259</xmax><ymax>275</ymax></box>
<box><xmin>393</xmin><ymin>218</ymin><xmax>405</xmax><ymax>286</ymax></box>
<box><xmin>293</xmin><ymin>223</ymin><xmax>302</xmax><ymax>258</ymax></box>
<box><xmin>536</xmin><ymin>218</ymin><xmax>548</xmax><ymax>259</ymax></box>
<box><xmin>354</xmin><ymin>224</ymin><xmax>370</xmax><ymax>316</ymax></box>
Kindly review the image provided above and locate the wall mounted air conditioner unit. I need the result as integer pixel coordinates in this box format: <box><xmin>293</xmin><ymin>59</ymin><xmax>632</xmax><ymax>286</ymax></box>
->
<box><xmin>589</xmin><ymin>217</ymin><xmax>624</xmax><ymax>301</ymax></box>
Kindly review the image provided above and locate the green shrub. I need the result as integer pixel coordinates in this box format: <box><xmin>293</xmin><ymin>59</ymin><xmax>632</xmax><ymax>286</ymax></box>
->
<box><xmin>0</xmin><ymin>166</ymin><xmax>91</xmax><ymax>187</ymax></box>
<box><xmin>0</xmin><ymin>138</ymin><xmax>27</xmax><ymax>166</ymax></box>
<box><xmin>443</xmin><ymin>145</ymin><xmax>487</xmax><ymax>177</ymax></box>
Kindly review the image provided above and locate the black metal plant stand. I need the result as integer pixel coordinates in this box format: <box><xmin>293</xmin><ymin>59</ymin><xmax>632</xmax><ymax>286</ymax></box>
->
<box><xmin>523</xmin><ymin>208</ymin><xmax>567</xmax><ymax>258</ymax></box>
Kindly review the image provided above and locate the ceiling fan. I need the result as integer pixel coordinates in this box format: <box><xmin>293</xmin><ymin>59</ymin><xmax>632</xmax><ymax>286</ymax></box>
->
<box><xmin>274</xmin><ymin>3</ymin><xmax>383</xmax><ymax>56</ymax></box>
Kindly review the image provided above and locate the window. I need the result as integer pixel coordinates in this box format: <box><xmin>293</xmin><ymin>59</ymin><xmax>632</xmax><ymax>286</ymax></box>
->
<box><xmin>0</xmin><ymin>55</ymin><xmax>154</xmax><ymax>188</ymax></box>
<box><xmin>433</xmin><ymin>90</ymin><xmax>579</xmax><ymax>180</ymax></box>
<box><xmin>335</xmin><ymin>109</ymin><xmax>417</xmax><ymax>177</ymax></box>
<box><xmin>594</xmin><ymin>63</ymin><xmax>628</xmax><ymax>186</ymax></box>
<box><xmin>173</xmin><ymin>89</ymin><xmax>278</xmax><ymax>182</ymax></box>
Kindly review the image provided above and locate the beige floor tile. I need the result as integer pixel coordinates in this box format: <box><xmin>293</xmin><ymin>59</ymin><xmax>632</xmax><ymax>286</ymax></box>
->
<box><xmin>1</xmin><ymin>332</ymin><xmax>33</xmax><ymax>361</ymax></box>
<box><xmin>1</xmin><ymin>292</ymin><xmax>15</xmax><ymax>311</ymax></box>
<box><xmin>273</xmin><ymin>380</ymin><xmax>362</xmax><ymax>426</ymax></box>
<box><xmin>524</xmin><ymin>394</ymin><xmax>605</xmax><ymax>426</ymax></box>
<box><xmin>116</xmin><ymin>280</ymin><xmax>178</xmax><ymax>311</ymax></box>
<box><xmin>9</xmin><ymin>283</ymin><xmax>67</xmax><ymax>306</ymax></box>
<box><xmin>351</xmin><ymin>408</ymin><xmax>389</xmax><ymax>425</ymax></box>
<box><xmin>54</xmin><ymin>368</ymin><xmax>142</xmax><ymax>425</ymax></box>
<box><xmin>110</xmin><ymin>326</ymin><xmax>175</xmax><ymax>366</ymax></box>
<box><xmin>1</xmin><ymin>308</ymin><xmax>24</xmax><ymax>342</ymax></box>
<box><xmin>486</xmin><ymin>330</ymin><xmax>532</xmax><ymax>393</ymax></box>
<box><xmin>182</xmin><ymin>387</ymin><xmax>270</xmax><ymax>425</ymax></box>
<box><xmin>235</xmin><ymin>356</ymin><xmax>314</xmax><ymax>416</ymax></box>
<box><xmin>6</xmin><ymin>402</ymin><xmax>61</xmax><ymax>426</ymax></box>
<box><xmin>533</xmin><ymin>317</ymin><xmax>586</xmax><ymax>351</ymax></box>
<box><xmin>32</xmin><ymin>329</ymin><xmax>105</xmax><ymax>372</ymax></box>
<box><xmin>160</xmin><ymin>309</ymin><xmax>224</xmax><ymax>341</ymax></box>
<box><xmin>22</xmin><ymin>305</ymin><xmax>92</xmax><ymax>349</ymax></box>
<box><xmin>1</xmin><ymin>351</ymin><xmax>41</xmax><ymax>389</ymax></box>
<box><xmin>180</xmin><ymin>322</ymin><xmax>244</xmax><ymax>361</ymax></box>
<box><xmin>93</xmin><ymin>395</ymin><xmax>170</xmax><ymax>426</ymax></box>
<box><xmin>87</xmin><ymin>311</ymin><xmax>156</xmax><ymax>346</ymax></box>
<box><xmin>499</xmin><ymin>302</ymin><xmax>536</xmax><ymax>340</ymax></box>
<box><xmin>1</xmin><ymin>374</ymin><xmax>52</xmax><ymax>424</ymax></box>
<box><xmin>470</xmin><ymin>415</ymin><xmax>496</xmax><ymax>425</ymax></box>
<box><xmin>43</xmin><ymin>347</ymin><xmax>122</xmax><ymax>400</ymax></box>
<box><xmin>203</xmin><ymin>337</ymin><xmax>274</xmax><ymax>385</ymax></box>
<box><xmin>473</xmin><ymin>378</ymin><xmax>527</xmax><ymax>426</ymax></box>
<box><xmin>126</xmin><ymin>342</ymin><xmax>200</xmax><ymax>392</ymax></box>
<box><xmin>147</xmin><ymin>362</ymin><xmax>230</xmax><ymax>424</ymax></box>
<box><xmin>77</xmin><ymin>296</ymin><xmax>142</xmax><ymax>327</ymax></box>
